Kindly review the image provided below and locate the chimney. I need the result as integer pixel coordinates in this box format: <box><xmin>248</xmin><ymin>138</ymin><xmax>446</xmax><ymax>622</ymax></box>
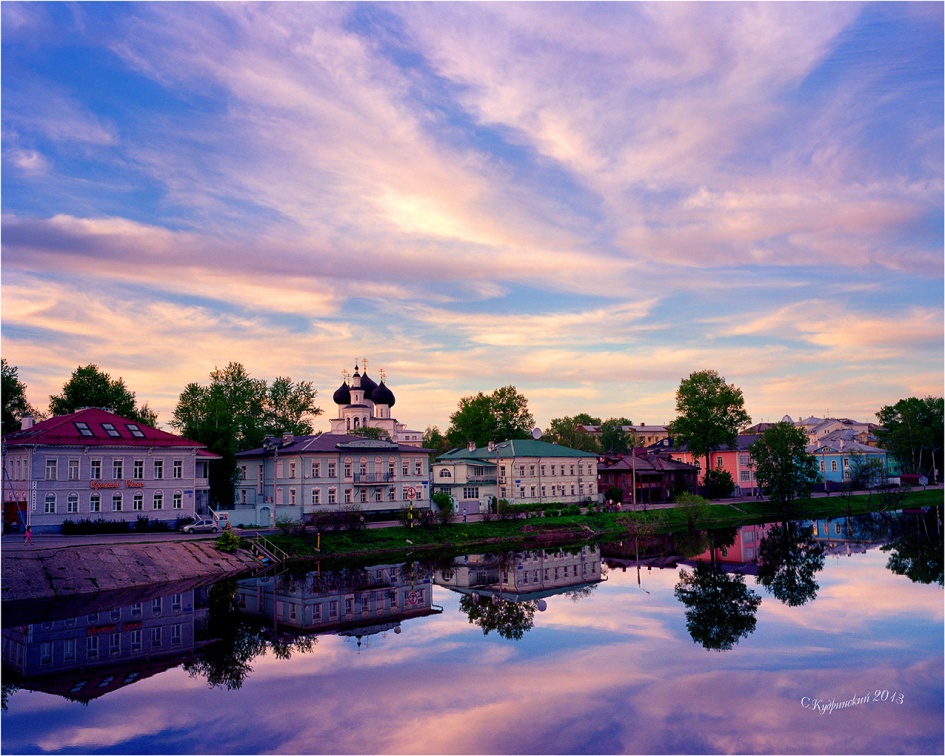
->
<box><xmin>467</xmin><ymin>441</ymin><xmax>476</xmax><ymax>452</ymax></box>
<box><xmin>21</xmin><ymin>416</ymin><xmax>34</xmax><ymax>430</ymax></box>
<box><xmin>282</xmin><ymin>433</ymin><xmax>294</xmax><ymax>446</ymax></box>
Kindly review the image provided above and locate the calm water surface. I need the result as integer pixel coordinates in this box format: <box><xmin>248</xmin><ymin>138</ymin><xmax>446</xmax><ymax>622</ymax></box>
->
<box><xmin>2</xmin><ymin>510</ymin><xmax>942</xmax><ymax>755</ymax></box>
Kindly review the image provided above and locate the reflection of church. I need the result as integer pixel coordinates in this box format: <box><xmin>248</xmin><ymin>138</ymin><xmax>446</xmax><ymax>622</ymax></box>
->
<box><xmin>328</xmin><ymin>360</ymin><xmax>423</xmax><ymax>446</ymax></box>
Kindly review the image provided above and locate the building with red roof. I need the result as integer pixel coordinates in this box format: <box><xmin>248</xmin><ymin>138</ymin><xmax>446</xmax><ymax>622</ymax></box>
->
<box><xmin>3</xmin><ymin>408</ymin><xmax>218</xmax><ymax>533</ymax></box>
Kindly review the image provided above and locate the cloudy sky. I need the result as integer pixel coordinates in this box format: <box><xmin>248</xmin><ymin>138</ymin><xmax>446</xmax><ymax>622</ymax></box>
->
<box><xmin>2</xmin><ymin>2</ymin><xmax>942</xmax><ymax>434</ymax></box>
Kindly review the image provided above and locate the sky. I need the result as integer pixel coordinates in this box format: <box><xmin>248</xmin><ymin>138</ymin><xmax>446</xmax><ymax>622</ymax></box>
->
<box><xmin>2</xmin><ymin>2</ymin><xmax>942</xmax><ymax>435</ymax></box>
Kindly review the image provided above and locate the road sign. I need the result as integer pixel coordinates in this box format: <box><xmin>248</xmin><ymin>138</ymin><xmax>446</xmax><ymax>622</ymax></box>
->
<box><xmin>405</xmin><ymin>486</ymin><xmax>416</xmax><ymax>501</ymax></box>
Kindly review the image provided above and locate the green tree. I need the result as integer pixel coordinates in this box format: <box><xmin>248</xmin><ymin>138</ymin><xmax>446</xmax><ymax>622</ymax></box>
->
<box><xmin>423</xmin><ymin>425</ymin><xmax>451</xmax><ymax>455</ymax></box>
<box><xmin>875</xmin><ymin>397</ymin><xmax>944</xmax><ymax>479</ymax></box>
<box><xmin>48</xmin><ymin>364</ymin><xmax>157</xmax><ymax>425</ymax></box>
<box><xmin>1</xmin><ymin>360</ymin><xmax>43</xmax><ymax>434</ymax></box>
<box><xmin>881</xmin><ymin>507</ymin><xmax>944</xmax><ymax>586</ymax></box>
<box><xmin>546</xmin><ymin>414</ymin><xmax>601</xmax><ymax>452</ymax></box>
<box><xmin>704</xmin><ymin>467</ymin><xmax>736</xmax><ymax>499</ymax></box>
<box><xmin>756</xmin><ymin>522</ymin><xmax>825</xmax><ymax>606</ymax></box>
<box><xmin>446</xmin><ymin>386</ymin><xmax>534</xmax><ymax>448</ymax></box>
<box><xmin>599</xmin><ymin>417</ymin><xmax>635</xmax><ymax>454</ymax></box>
<box><xmin>668</xmin><ymin>370</ymin><xmax>751</xmax><ymax>485</ymax></box>
<box><xmin>170</xmin><ymin>363</ymin><xmax>320</xmax><ymax>506</ymax></box>
<box><xmin>749</xmin><ymin>422</ymin><xmax>820</xmax><ymax>511</ymax></box>
<box><xmin>350</xmin><ymin>426</ymin><xmax>390</xmax><ymax>441</ymax></box>
<box><xmin>432</xmin><ymin>490</ymin><xmax>454</xmax><ymax>525</ymax></box>
<box><xmin>674</xmin><ymin>562</ymin><xmax>761</xmax><ymax>652</ymax></box>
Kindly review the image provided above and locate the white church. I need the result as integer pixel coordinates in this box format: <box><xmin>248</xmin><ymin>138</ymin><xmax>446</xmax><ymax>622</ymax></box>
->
<box><xmin>328</xmin><ymin>360</ymin><xmax>424</xmax><ymax>446</ymax></box>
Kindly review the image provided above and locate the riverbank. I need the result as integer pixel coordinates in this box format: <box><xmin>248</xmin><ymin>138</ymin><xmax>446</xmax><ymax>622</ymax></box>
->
<box><xmin>1</xmin><ymin>540</ymin><xmax>258</xmax><ymax>615</ymax></box>
<box><xmin>269</xmin><ymin>487</ymin><xmax>944</xmax><ymax>563</ymax></box>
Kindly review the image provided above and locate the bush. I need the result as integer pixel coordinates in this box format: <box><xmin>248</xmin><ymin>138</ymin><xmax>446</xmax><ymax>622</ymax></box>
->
<box><xmin>215</xmin><ymin>531</ymin><xmax>241</xmax><ymax>553</ymax></box>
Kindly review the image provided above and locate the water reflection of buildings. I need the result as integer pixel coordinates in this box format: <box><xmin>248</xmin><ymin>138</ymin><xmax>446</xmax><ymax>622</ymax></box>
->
<box><xmin>1</xmin><ymin>588</ymin><xmax>210</xmax><ymax>702</ymax></box>
<box><xmin>807</xmin><ymin>517</ymin><xmax>887</xmax><ymax>557</ymax></box>
<box><xmin>433</xmin><ymin>546</ymin><xmax>604</xmax><ymax>602</ymax></box>
<box><xmin>235</xmin><ymin>563</ymin><xmax>442</xmax><ymax>647</ymax></box>
<box><xmin>687</xmin><ymin>523</ymin><xmax>777</xmax><ymax>574</ymax></box>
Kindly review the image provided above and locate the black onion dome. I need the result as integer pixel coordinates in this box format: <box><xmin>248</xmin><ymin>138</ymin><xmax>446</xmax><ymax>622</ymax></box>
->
<box><xmin>371</xmin><ymin>381</ymin><xmax>395</xmax><ymax>407</ymax></box>
<box><xmin>359</xmin><ymin>371</ymin><xmax>378</xmax><ymax>401</ymax></box>
<box><xmin>332</xmin><ymin>381</ymin><xmax>351</xmax><ymax>405</ymax></box>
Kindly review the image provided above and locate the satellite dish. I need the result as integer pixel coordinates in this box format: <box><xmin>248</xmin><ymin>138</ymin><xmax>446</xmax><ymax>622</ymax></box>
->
<box><xmin>537</xmin><ymin>599</ymin><xmax>547</xmax><ymax>612</ymax></box>
<box><xmin>532</xmin><ymin>427</ymin><xmax>542</xmax><ymax>439</ymax></box>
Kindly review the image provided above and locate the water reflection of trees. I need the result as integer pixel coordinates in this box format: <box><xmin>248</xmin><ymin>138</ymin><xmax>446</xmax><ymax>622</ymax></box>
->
<box><xmin>674</xmin><ymin>563</ymin><xmax>761</xmax><ymax>652</ymax></box>
<box><xmin>458</xmin><ymin>594</ymin><xmax>538</xmax><ymax>641</ymax></box>
<box><xmin>881</xmin><ymin>507</ymin><xmax>943</xmax><ymax>586</ymax></box>
<box><xmin>756</xmin><ymin>522</ymin><xmax>825</xmax><ymax>606</ymax></box>
<box><xmin>183</xmin><ymin>580</ymin><xmax>315</xmax><ymax>690</ymax></box>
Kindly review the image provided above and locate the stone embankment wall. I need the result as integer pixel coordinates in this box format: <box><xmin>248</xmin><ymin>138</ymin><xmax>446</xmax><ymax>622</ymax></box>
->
<box><xmin>2</xmin><ymin>541</ymin><xmax>257</xmax><ymax>604</ymax></box>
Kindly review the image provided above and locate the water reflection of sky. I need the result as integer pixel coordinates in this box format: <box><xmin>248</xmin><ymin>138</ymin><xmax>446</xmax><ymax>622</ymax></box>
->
<box><xmin>3</xmin><ymin>548</ymin><xmax>942</xmax><ymax>755</ymax></box>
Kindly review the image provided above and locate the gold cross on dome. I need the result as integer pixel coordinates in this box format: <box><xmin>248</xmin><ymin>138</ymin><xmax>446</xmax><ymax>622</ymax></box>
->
<box><xmin>379</xmin><ymin>368</ymin><xmax>386</xmax><ymax>382</ymax></box>
<box><xmin>362</xmin><ymin>358</ymin><xmax>368</xmax><ymax>372</ymax></box>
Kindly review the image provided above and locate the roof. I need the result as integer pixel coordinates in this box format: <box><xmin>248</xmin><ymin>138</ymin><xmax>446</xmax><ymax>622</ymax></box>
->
<box><xmin>436</xmin><ymin>438</ymin><xmax>598</xmax><ymax>463</ymax></box>
<box><xmin>237</xmin><ymin>433</ymin><xmax>432</xmax><ymax>457</ymax></box>
<box><xmin>3</xmin><ymin>407</ymin><xmax>205</xmax><ymax>449</ymax></box>
<box><xmin>653</xmin><ymin>435</ymin><xmax>761</xmax><ymax>454</ymax></box>
<box><xmin>598</xmin><ymin>452</ymin><xmax>699</xmax><ymax>473</ymax></box>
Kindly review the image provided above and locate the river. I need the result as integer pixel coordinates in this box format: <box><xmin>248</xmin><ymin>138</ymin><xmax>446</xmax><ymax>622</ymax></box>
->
<box><xmin>2</xmin><ymin>508</ymin><xmax>942</xmax><ymax>754</ymax></box>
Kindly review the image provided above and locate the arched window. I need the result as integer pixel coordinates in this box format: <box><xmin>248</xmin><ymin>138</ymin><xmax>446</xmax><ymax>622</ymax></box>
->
<box><xmin>44</xmin><ymin>492</ymin><xmax>56</xmax><ymax>514</ymax></box>
<box><xmin>439</xmin><ymin>469</ymin><xmax>452</xmax><ymax>478</ymax></box>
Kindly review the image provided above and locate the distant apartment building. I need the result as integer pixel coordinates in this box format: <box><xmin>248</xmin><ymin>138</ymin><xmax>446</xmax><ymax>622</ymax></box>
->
<box><xmin>234</xmin><ymin>433</ymin><xmax>433</xmax><ymax>526</ymax></box>
<box><xmin>432</xmin><ymin>439</ymin><xmax>599</xmax><ymax>512</ymax></box>
<box><xmin>1</xmin><ymin>408</ymin><xmax>217</xmax><ymax>533</ymax></box>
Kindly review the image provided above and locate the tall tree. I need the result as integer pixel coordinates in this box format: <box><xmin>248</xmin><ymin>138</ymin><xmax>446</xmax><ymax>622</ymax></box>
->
<box><xmin>1</xmin><ymin>360</ymin><xmax>43</xmax><ymax>434</ymax></box>
<box><xmin>546</xmin><ymin>414</ymin><xmax>601</xmax><ymax>452</ymax></box>
<box><xmin>170</xmin><ymin>363</ymin><xmax>320</xmax><ymax>505</ymax></box>
<box><xmin>875</xmin><ymin>397</ymin><xmax>944</xmax><ymax>478</ymax></box>
<box><xmin>749</xmin><ymin>422</ymin><xmax>820</xmax><ymax>511</ymax></box>
<box><xmin>48</xmin><ymin>364</ymin><xmax>157</xmax><ymax>425</ymax></box>
<box><xmin>423</xmin><ymin>426</ymin><xmax>451</xmax><ymax>455</ymax></box>
<box><xmin>446</xmin><ymin>386</ymin><xmax>534</xmax><ymax>448</ymax></box>
<box><xmin>668</xmin><ymin>370</ymin><xmax>751</xmax><ymax>479</ymax></box>
<box><xmin>599</xmin><ymin>417</ymin><xmax>635</xmax><ymax>454</ymax></box>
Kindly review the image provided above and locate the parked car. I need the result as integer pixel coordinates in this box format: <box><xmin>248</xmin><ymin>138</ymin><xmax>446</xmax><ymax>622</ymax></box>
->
<box><xmin>181</xmin><ymin>517</ymin><xmax>219</xmax><ymax>534</ymax></box>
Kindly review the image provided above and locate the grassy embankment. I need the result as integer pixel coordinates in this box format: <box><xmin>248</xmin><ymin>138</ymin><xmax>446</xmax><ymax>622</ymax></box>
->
<box><xmin>260</xmin><ymin>488</ymin><xmax>943</xmax><ymax>563</ymax></box>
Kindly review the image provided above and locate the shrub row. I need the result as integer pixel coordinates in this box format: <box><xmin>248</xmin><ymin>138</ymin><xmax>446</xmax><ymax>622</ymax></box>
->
<box><xmin>61</xmin><ymin>515</ymin><xmax>193</xmax><ymax>535</ymax></box>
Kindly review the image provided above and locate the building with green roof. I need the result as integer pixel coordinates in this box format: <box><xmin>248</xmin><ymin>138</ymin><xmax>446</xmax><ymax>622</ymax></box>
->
<box><xmin>433</xmin><ymin>439</ymin><xmax>599</xmax><ymax>514</ymax></box>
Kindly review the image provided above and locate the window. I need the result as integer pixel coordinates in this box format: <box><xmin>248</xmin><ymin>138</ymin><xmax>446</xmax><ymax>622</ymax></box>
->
<box><xmin>344</xmin><ymin>489</ymin><xmax>352</xmax><ymax>503</ymax></box>
<box><xmin>154</xmin><ymin>460</ymin><xmax>164</xmax><ymax>479</ymax></box>
<box><xmin>101</xmin><ymin>422</ymin><xmax>120</xmax><ymax>438</ymax></box>
<box><xmin>414</xmin><ymin>461</ymin><xmax>422</xmax><ymax>476</ymax></box>
<box><xmin>842</xmin><ymin>458</ymin><xmax>849</xmax><ymax>469</ymax></box>
<box><xmin>740</xmin><ymin>454</ymin><xmax>750</xmax><ymax>465</ymax></box>
<box><xmin>113</xmin><ymin>459</ymin><xmax>123</xmax><ymax>479</ymax></box>
<box><xmin>110</xmin><ymin>633</ymin><xmax>121</xmax><ymax>655</ymax></box>
<box><xmin>68</xmin><ymin>493</ymin><xmax>79</xmax><ymax>513</ymax></box>
<box><xmin>151</xmin><ymin>627</ymin><xmax>162</xmax><ymax>647</ymax></box>
<box><xmin>130</xmin><ymin>629</ymin><xmax>142</xmax><ymax>652</ymax></box>
<box><xmin>388</xmin><ymin>461</ymin><xmax>395</xmax><ymax>477</ymax></box>
<box><xmin>64</xmin><ymin>638</ymin><xmax>76</xmax><ymax>662</ymax></box>
<box><xmin>439</xmin><ymin>469</ymin><xmax>452</xmax><ymax>478</ymax></box>
<box><xmin>289</xmin><ymin>488</ymin><xmax>297</xmax><ymax>505</ymax></box>
<box><xmin>172</xmin><ymin>624</ymin><xmax>182</xmax><ymax>644</ymax></box>
<box><xmin>740</xmin><ymin>471</ymin><xmax>751</xmax><ymax>482</ymax></box>
<box><xmin>173</xmin><ymin>492</ymin><xmax>182</xmax><ymax>509</ymax></box>
<box><xmin>133</xmin><ymin>493</ymin><xmax>143</xmax><ymax>511</ymax></box>
<box><xmin>328</xmin><ymin>488</ymin><xmax>336</xmax><ymax>504</ymax></box>
<box><xmin>830</xmin><ymin>460</ymin><xmax>838</xmax><ymax>472</ymax></box>
<box><xmin>112</xmin><ymin>493</ymin><xmax>122</xmax><ymax>511</ymax></box>
<box><xmin>312</xmin><ymin>489</ymin><xmax>320</xmax><ymax>505</ymax></box>
<box><xmin>173</xmin><ymin>460</ymin><xmax>183</xmax><ymax>478</ymax></box>
<box><xmin>172</xmin><ymin>593</ymin><xmax>182</xmax><ymax>612</ymax></box>
<box><xmin>68</xmin><ymin>459</ymin><xmax>80</xmax><ymax>480</ymax></box>
<box><xmin>276</xmin><ymin>487</ymin><xmax>283</xmax><ymax>505</ymax></box>
<box><xmin>46</xmin><ymin>458</ymin><xmax>58</xmax><ymax>480</ymax></box>
<box><xmin>289</xmin><ymin>462</ymin><xmax>296</xmax><ymax>479</ymax></box>
<box><xmin>152</xmin><ymin>597</ymin><xmax>162</xmax><ymax>614</ymax></box>
<box><xmin>87</xmin><ymin>636</ymin><xmax>99</xmax><ymax>660</ymax></box>
<box><xmin>257</xmin><ymin>465</ymin><xmax>264</xmax><ymax>494</ymax></box>
<box><xmin>820</xmin><ymin>461</ymin><xmax>825</xmax><ymax>472</ymax></box>
<box><xmin>126</xmin><ymin>423</ymin><xmax>145</xmax><ymax>438</ymax></box>
<box><xmin>131</xmin><ymin>603</ymin><xmax>142</xmax><ymax>617</ymax></box>
<box><xmin>541</xmin><ymin>465</ymin><xmax>546</xmax><ymax>475</ymax></box>
<box><xmin>519</xmin><ymin>465</ymin><xmax>525</xmax><ymax>476</ymax></box>
<box><xmin>153</xmin><ymin>492</ymin><xmax>164</xmax><ymax>510</ymax></box>
<box><xmin>327</xmin><ymin>462</ymin><xmax>336</xmax><ymax>478</ymax></box>
<box><xmin>90</xmin><ymin>494</ymin><xmax>101</xmax><ymax>512</ymax></box>
<box><xmin>374</xmin><ymin>488</ymin><xmax>382</xmax><ymax>502</ymax></box>
<box><xmin>835</xmin><ymin>522</ymin><xmax>842</xmax><ymax>535</ymax></box>
<box><xmin>359</xmin><ymin>489</ymin><xmax>367</xmax><ymax>503</ymax></box>
<box><xmin>551</xmin><ymin>465</ymin><xmax>556</xmax><ymax>475</ymax></box>
<box><xmin>359</xmin><ymin>461</ymin><xmax>367</xmax><ymax>477</ymax></box>
<box><xmin>75</xmin><ymin>421</ymin><xmax>94</xmax><ymax>437</ymax></box>
<box><xmin>44</xmin><ymin>493</ymin><xmax>56</xmax><ymax>514</ymax></box>
<box><xmin>312</xmin><ymin>462</ymin><xmax>321</xmax><ymax>478</ymax></box>
<box><xmin>403</xmin><ymin>462</ymin><xmax>409</xmax><ymax>476</ymax></box>
<box><xmin>389</xmin><ymin>488</ymin><xmax>396</xmax><ymax>501</ymax></box>
<box><xmin>570</xmin><ymin>465</ymin><xmax>575</xmax><ymax>476</ymax></box>
<box><xmin>529</xmin><ymin>465</ymin><xmax>535</xmax><ymax>476</ymax></box>
<box><xmin>133</xmin><ymin>460</ymin><xmax>144</xmax><ymax>479</ymax></box>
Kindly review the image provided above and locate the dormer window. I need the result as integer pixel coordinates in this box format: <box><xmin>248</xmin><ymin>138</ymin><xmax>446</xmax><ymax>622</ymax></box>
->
<box><xmin>101</xmin><ymin>423</ymin><xmax>120</xmax><ymax>438</ymax></box>
<box><xmin>75</xmin><ymin>422</ymin><xmax>94</xmax><ymax>437</ymax></box>
<box><xmin>126</xmin><ymin>424</ymin><xmax>145</xmax><ymax>438</ymax></box>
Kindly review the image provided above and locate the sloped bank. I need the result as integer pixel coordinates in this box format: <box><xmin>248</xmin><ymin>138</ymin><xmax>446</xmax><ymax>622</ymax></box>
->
<box><xmin>1</xmin><ymin>541</ymin><xmax>258</xmax><ymax>626</ymax></box>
